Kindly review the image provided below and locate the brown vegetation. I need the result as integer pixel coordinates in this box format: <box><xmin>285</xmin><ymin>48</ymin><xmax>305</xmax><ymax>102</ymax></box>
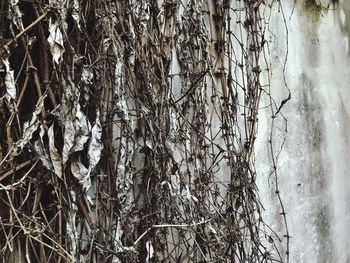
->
<box><xmin>0</xmin><ymin>0</ymin><xmax>289</xmax><ymax>262</ymax></box>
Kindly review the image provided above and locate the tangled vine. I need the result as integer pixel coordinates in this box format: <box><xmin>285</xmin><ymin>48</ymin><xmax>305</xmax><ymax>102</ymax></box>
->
<box><xmin>0</xmin><ymin>0</ymin><xmax>290</xmax><ymax>262</ymax></box>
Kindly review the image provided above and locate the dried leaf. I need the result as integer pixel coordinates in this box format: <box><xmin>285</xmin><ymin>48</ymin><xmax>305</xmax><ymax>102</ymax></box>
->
<box><xmin>48</xmin><ymin>19</ymin><xmax>65</xmax><ymax>64</ymax></box>
<box><xmin>62</xmin><ymin>120</ymin><xmax>74</xmax><ymax>164</ymax></box>
<box><xmin>62</xmin><ymin>104</ymin><xmax>90</xmax><ymax>164</ymax></box>
<box><xmin>70</xmin><ymin>158</ymin><xmax>91</xmax><ymax>191</ymax></box>
<box><xmin>71</xmin><ymin>107</ymin><xmax>90</xmax><ymax>152</ymax></box>
<box><xmin>60</xmin><ymin>75</ymin><xmax>90</xmax><ymax>164</ymax></box>
<box><xmin>48</xmin><ymin>125</ymin><xmax>63</xmax><ymax>178</ymax></box>
<box><xmin>33</xmin><ymin>125</ymin><xmax>53</xmax><ymax>170</ymax></box>
<box><xmin>13</xmin><ymin>95</ymin><xmax>45</xmax><ymax>155</ymax></box>
<box><xmin>3</xmin><ymin>58</ymin><xmax>16</xmax><ymax>102</ymax></box>
<box><xmin>88</xmin><ymin>111</ymin><xmax>103</xmax><ymax>174</ymax></box>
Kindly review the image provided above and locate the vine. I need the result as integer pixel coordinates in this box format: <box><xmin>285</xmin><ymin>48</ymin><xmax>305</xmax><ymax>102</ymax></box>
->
<box><xmin>0</xmin><ymin>0</ymin><xmax>290</xmax><ymax>262</ymax></box>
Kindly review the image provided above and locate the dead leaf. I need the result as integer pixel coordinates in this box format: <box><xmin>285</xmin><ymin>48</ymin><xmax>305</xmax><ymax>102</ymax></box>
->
<box><xmin>88</xmin><ymin>111</ymin><xmax>103</xmax><ymax>174</ymax></box>
<box><xmin>48</xmin><ymin>125</ymin><xmax>63</xmax><ymax>178</ymax></box>
<box><xmin>3</xmin><ymin>58</ymin><xmax>16</xmax><ymax>102</ymax></box>
<box><xmin>71</xmin><ymin>158</ymin><xmax>91</xmax><ymax>191</ymax></box>
<box><xmin>48</xmin><ymin>19</ymin><xmax>65</xmax><ymax>64</ymax></box>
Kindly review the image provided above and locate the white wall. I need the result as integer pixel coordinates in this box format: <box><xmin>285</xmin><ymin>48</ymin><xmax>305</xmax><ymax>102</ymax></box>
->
<box><xmin>256</xmin><ymin>1</ymin><xmax>350</xmax><ymax>262</ymax></box>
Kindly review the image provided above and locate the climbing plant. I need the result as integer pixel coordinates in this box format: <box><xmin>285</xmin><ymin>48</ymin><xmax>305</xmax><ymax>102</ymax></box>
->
<box><xmin>0</xmin><ymin>0</ymin><xmax>290</xmax><ymax>262</ymax></box>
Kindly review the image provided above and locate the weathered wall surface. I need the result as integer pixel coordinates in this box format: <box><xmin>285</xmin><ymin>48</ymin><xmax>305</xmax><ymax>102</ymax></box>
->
<box><xmin>257</xmin><ymin>1</ymin><xmax>350</xmax><ymax>262</ymax></box>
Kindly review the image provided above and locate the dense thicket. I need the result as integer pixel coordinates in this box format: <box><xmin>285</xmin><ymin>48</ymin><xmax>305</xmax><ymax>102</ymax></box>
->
<box><xmin>0</xmin><ymin>0</ymin><xmax>289</xmax><ymax>262</ymax></box>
